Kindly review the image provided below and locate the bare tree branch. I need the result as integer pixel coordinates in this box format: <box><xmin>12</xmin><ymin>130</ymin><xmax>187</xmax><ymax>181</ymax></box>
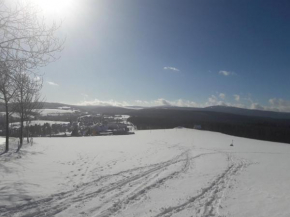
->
<box><xmin>0</xmin><ymin>0</ymin><xmax>64</xmax><ymax>74</ymax></box>
<box><xmin>0</xmin><ymin>0</ymin><xmax>64</xmax><ymax>152</ymax></box>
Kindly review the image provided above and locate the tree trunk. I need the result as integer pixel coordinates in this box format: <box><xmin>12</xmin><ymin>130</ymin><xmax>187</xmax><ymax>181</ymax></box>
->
<box><xmin>4</xmin><ymin>102</ymin><xmax>9</xmax><ymax>153</ymax></box>
<box><xmin>26</xmin><ymin>124</ymin><xmax>30</xmax><ymax>143</ymax></box>
<box><xmin>17</xmin><ymin>88</ymin><xmax>24</xmax><ymax>152</ymax></box>
<box><xmin>20</xmin><ymin>116</ymin><xmax>23</xmax><ymax>146</ymax></box>
<box><xmin>18</xmin><ymin>112</ymin><xmax>24</xmax><ymax>152</ymax></box>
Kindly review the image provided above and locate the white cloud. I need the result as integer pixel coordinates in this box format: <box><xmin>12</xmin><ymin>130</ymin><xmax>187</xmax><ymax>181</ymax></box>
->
<box><xmin>219</xmin><ymin>70</ymin><xmax>235</xmax><ymax>76</ymax></box>
<box><xmin>134</xmin><ymin>99</ymin><xmax>198</xmax><ymax>107</ymax></box>
<box><xmin>78</xmin><ymin>98</ymin><xmax>200</xmax><ymax>108</ymax></box>
<box><xmin>154</xmin><ymin>98</ymin><xmax>201</xmax><ymax>107</ymax></box>
<box><xmin>155</xmin><ymin>98</ymin><xmax>172</xmax><ymax>106</ymax></box>
<box><xmin>77</xmin><ymin>99</ymin><xmax>130</xmax><ymax>107</ymax></box>
<box><xmin>208</xmin><ymin>95</ymin><xmax>217</xmax><ymax>104</ymax></box>
<box><xmin>135</xmin><ymin>100</ymin><xmax>150</xmax><ymax>105</ymax></box>
<box><xmin>205</xmin><ymin>95</ymin><xmax>226</xmax><ymax>107</ymax></box>
<box><xmin>250</xmin><ymin>103</ymin><xmax>264</xmax><ymax>110</ymax></box>
<box><xmin>164</xmin><ymin>67</ymin><xmax>180</xmax><ymax>72</ymax></box>
<box><xmin>219</xmin><ymin>93</ymin><xmax>226</xmax><ymax>100</ymax></box>
<box><xmin>233</xmin><ymin>94</ymin><xmax>240</xmax><ymax>101</ymax></box>
<box><xmin>76</xmin><ymin>96</ymin><xmax>290</xmax><ymax>113</ymax></box>
<box><xmin>47</xmin><ymin>81</ymin><xmax>59</xmax><ymax>86</ymax></box>
<box><xmin>175</xmin><ymin>99</ymin><xmax>199</xmax><ymax>107</ymax></box>
<box><xmin>267</xmin><ymin>98</ymin><xmax>290</xmax><ymax>112</ymax></box>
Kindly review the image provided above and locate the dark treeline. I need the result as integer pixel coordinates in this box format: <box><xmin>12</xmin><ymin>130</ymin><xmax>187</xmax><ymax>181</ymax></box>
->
<box><xmin>128</xmin><ymin>109</ymin><xmax>290</xmax><ymax>144</ymax></box>
<box><xmin>39</xmin><ymin>114</ymin><xmax>78</xmax><ymax>123</ymax></box>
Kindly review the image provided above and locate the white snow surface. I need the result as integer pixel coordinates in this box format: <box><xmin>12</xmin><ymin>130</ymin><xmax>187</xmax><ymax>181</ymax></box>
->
<box><xmin>1</xmin><ymin>109</ymin><xmax>75</xmax><ymax>118</ymax></box>
<box><xmin>37</xmin><ymin>109</ymin><xmax>76</xmax><ymax>116</ymax></box>
<box><xmin>0</xmin><ymin>129</ymin><xmax>290</xmax><ymax>217</ymax></box>
<box><xmin>0</xmin><ymin>112</ymin><xmax>20</xmax><ymax>118</ymax></box>
<box><xmin>0</xmin><ymin>137</ymin><xmax>4</xmax><ymax>145</ymax></box>
<box><xmin>10</xmin><ymin>120</ymin><xmax>69</xmax><ymax>128</ymax></box>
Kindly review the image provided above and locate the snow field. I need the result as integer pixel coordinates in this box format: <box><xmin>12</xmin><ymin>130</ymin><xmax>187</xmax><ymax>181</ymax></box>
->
<box><xmin>37</xmin><ymin>109</ymin><xmax>76</xmax><ymax>116</ymax></box>
<box><xmin>10</xmin><ymin>120</ymin><xmax>69</xmax><ymax>127</ymax></box>
<box><xmin>0</xmin><ymin>128</ymin><xmax>290</xmax><ymax>217</ymax></box>
<box><xmin>0</xmin><ymin>137</ymin><xmax>4</xmax><ymax>145</ymax></box>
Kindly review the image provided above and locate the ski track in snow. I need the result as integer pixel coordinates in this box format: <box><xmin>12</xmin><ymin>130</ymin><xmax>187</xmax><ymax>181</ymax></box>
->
<box><xmin>0</xmin><ymin>144</ymin><xmax>250</xmax><ymax>217</ymax></box>
<box><xmin>155</xmin><ymin>155</ymin><xmax>250</xmax><ymax>217</ymax></box>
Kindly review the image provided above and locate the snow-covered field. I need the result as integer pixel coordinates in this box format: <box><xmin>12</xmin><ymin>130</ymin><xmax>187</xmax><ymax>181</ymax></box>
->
<box><xmin>0</xmin><ymin>129</ymin><xmax>290</xmax><ymax>217</ymax></box>
<box><xmin>10</xmin><ymin>120</ymin><xmax>69</xmax><ymax>127</ymax></box>
<box><xmin>38</xmin><ymin>109</ymin><xmax>76</xmax><ymax>116</ymax></box>
<box><xmin>1</xmin><ymin>109</ymin><xmax>75</xmax><ymax>118</ymax></box>
<box><xmin>0</xmin><ymin>112</ymin><xmax>19</xmax><ymax>118</ymax></box>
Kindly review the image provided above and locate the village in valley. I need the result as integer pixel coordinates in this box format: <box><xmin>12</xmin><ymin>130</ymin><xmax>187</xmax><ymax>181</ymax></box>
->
<box><xmin>0</xmin><ymin>106</ymin><xmax>135</xmax><ymax>138</ymax></box>
<box><xmin>74</xmin><ymin>113</ymin><xmax>134</xmax><ymax>136</ymax></box>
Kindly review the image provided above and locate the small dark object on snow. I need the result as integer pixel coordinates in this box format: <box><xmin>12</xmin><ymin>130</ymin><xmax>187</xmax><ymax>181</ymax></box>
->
<box><xmin>230</xmin><ymin>140</ymin><xmax>234</xmax><ymax>147</ymax></box>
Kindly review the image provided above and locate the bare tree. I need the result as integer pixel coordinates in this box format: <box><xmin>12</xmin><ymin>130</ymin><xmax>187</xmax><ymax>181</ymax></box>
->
<box><xmin>0</xmin><ymin>0</ymin><xmax>64</xmax><ymax>73</ymax></box>
<box><xmin>0</xmin><ymin>1</ymin><xmax>64</xmax><ymax>152</ymax></box>
<box><xmin>13</xmin><ymin>72</ymin><xmax>43</xmax><ymax>151</ymax></box>
<box><xmin>0</xmin><ymin>62</ymin><xmax>16</xmax><ymax>153</ymax></box>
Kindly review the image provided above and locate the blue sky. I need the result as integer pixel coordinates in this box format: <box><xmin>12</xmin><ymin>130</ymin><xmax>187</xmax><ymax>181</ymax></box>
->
<box><xmin>38</xmin><ymin>0</ymin><xmax>290</xmax><ymax>112</ymax></box>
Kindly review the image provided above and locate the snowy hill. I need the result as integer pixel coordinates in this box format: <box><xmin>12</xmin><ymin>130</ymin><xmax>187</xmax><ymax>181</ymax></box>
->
<box><xmin>1</xmin><ymin>129</ymin><xmax>290</xmax><ymax>217</ymax></box>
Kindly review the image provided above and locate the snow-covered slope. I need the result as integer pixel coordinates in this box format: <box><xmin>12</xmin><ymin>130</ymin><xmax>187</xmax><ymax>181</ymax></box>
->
<box><xmin>0</xmin><ymin>129</ymin><xmax>290</xmax><ymax>217</ymax></box>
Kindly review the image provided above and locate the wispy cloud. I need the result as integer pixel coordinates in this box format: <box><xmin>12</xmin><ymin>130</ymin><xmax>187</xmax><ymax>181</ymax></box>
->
<box><xmin>219</xmin><ymin>70</ymin><xmax>235</xmax><ymax>76</ymax></box>
<box><xmin>76</xmin><ymin>96</ymin><xmax>290</xmax><ymax>113</ymax></box>
<box><xmin>164</xmin><ymin>67</ymin><xmax>180</xmax><ymax>72</ymax></box>
<box><xmin>77</xmin><ymin>99</ymin><xmax>130</xmax><ymax>107</ymax></box>
<box><xmin>267</xmin><ymin>98</ymin><xmax>290</xmax><ymax>112</ymax></box>
<box><xmin>154</xmin><ymin>98</ymin><xmax>199</xmax><ymax>107</ymax></box>
<box><xmin>233</xmin><ymin>94</ymin><xmax>240</xmax><ymax>101</ymax></box>
<box><xmin>47</xmin><ymin>81</ymin><xmax>59</xmax><ymax>86</ymax></box>
<box><xmin>206</xmin><ymin>95</ymin><xmax>226</xmax><ymax>107</ymax></box>
<box><xmin>250</xmin><ymin>103</ymin><xmax>264</xmax><ymax>110</ymax></box>
<box><xmin>219</xmin><ymin>93</ymin><xmax>226</xmax><ymax>100</ymax></box>
<box><xmin>155</xmin><ymin>98</ymin><xmax>172</xmax><ymax>106</ymax></box>
<box><xmin>135</xmin><ymin>100</ymin><xmax>149</xmax><ymax>104</ymax></box>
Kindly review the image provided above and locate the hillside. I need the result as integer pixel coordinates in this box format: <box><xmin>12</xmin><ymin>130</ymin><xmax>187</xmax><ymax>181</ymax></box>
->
<box><xmin>1</xmin><ymin>129</ymin><xmax>290</xmax><ymax>216</ymax></box>
<box><xmin>128</xmin><ymin>108</ymin><xmax>290</xmax><ymax>144</ymax></box>
<box><xmin>2</xmin><ymin>103</ymin><xmax>290</xmax><ymax>144</ymax></box>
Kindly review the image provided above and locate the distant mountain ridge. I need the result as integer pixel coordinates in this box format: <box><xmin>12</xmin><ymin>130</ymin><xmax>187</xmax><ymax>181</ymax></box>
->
<box><xmin>40</xmin><ymin>102</ymin><xmax>290</xmax><ymax>120</ymax></box>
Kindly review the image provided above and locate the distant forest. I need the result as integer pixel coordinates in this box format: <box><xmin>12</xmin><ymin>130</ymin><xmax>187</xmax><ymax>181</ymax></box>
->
<box><xmin>128</xmin><ymin>109</ymin><xmax>290</xmax><ymax>144</ymax></box>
